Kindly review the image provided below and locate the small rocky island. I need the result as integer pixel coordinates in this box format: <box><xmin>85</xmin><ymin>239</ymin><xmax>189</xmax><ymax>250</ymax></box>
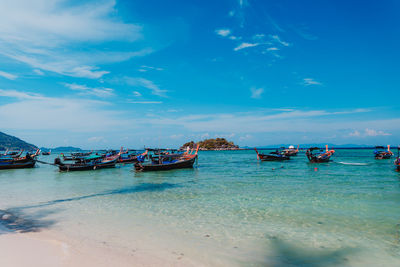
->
<box><xmin>181</xmin><ymin>138</ymin><xmax>240</xmax><ymax>151</ymax></box>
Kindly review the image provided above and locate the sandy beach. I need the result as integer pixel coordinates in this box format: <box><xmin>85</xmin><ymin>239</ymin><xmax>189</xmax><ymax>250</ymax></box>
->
<box><xmin>0</xmin><ymin>223</ymin><xmax>198</xmax><ymax>267</ymax></box>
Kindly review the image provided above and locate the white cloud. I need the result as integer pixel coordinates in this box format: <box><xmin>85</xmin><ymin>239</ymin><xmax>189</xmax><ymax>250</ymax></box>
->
<box><xmin>271</xmin><ymin>35</ymin><xmax>290</xmax><ymax>47</ymax></box>
<box><xmin>128</xmin><ymin>101</ymin><xmax>162</xmax><ymax>104</ymax></box>
<box><xmin>365</xmin><ymin>128</ymin><xmax>391</xmax><ymax>136</ymax></box>
<box><xmin>215</xmin><ymin>28</ymin><xmax>231</xmax><ymax>37</ymax></box>
<box><xmin>0</xmin><ymin>89</ymin><xmax>122</xmax><ymax>132</ymax></box>
<box><xmin>303</xmin><ymin>78</ymin><xmax>322</xmax><ymax>86</ymax></box>
<box><xmin>0</xmin><ymin>0</ymin><xmax>149</xmax><ymax>79</ymax></box>
<box><xmin>141</xmin><ymin>108</ymin><xmax>377</xmax><ymax>134</ymax></box>
<box><xmin>64</xmin><ymin>83</ymin><xmax>114</xmax><ymax>97</ymax></box>
<box><xmin>133</xmin><ymin>91</ymin><xmax>142</xmax><ymax>97</ymax></box>
<box><xmin>138</xmin><ymin>65</ymin><xmax>164</xmax><ymax>72</ymax></box>
<box><xmin>250</xmin><ymin>87</ymin><xmax>264</xmax><ymax>99</ymax></box>
<box><xmin>349</xmin><ymin>128</ymin><xmax>392</xmax><ymax>137</ymax></box>
<box><xmin>0</xmin><ymin>70</ymin><xmax>17</xmax><ymax>80</ymax></box>
<box><xmin>33</xmin><ymin>69</ymin><xmax>44</xmax><ymax>75</ymax></box>
<box><xmin>253</xmin><ymin>34</ymin><xmax>265</xmax><ymax>40</ymax></box>
<box><xmin>234</xmin><ymin>42</ymin><xmax>259</xmax><ymax>51</ymax></box>
<box><xmin>267</xmin><ymin>47</ymin><xmax>279</xmax><ymax>51</ymax></box>
<box><xmin>0</xmin><ymin>89</ymin><xmax>46</xmax><ymax>100</ymax></box>
<box><xmin>349</xmin><ymin>130</ymin><xmax>361</xmax><ymax>137</ymax></box>
<box><xmin>125</xmin><ymin>77</ymin><xmax>167</xmax><ymax>97</ymax></box>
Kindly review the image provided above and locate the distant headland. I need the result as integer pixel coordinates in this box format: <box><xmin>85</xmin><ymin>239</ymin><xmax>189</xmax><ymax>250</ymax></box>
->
<box><xmin>0</xmin><ymin>131</ymin><xmax>37</xmax><ymax>151</ymax></box>
<box><xmin>181</xmin><ymin>138</ymin><xmax>240</xmax><ymax>151</ymax></box>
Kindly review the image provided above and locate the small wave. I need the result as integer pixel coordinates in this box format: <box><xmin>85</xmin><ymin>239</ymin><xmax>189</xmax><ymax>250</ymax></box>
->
<box><xmin>337</xmin><ymin>161</ymin><xmax>369</xmax><ymax>166</ymax></box>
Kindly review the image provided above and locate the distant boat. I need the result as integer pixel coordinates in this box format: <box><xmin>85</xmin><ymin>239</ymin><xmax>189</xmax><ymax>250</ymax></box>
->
<box><xmin>0</xmin><ymin>150</ymin><xmax>40</xmax><ymax>169</ymax></box>
<box><xmin>306</xmin><ymin>145</ymin><xmax>335</xmax><ymax>163</ymax></box>
<box><xmin>374</xmin><ymin>145</ymin><xmax>393</xmax><ymax>159</ymax></box>
<box><xmin>282</xmin><ymin>145</ymin><xmax>299</xmax><ymax>156</ymax></box>
<box><xmin>1</xmin><ymin>149</ymin><xmax>24</xmax><ymax>158</ymax></box>
<box><xmin>42</xmin><ymin>150</ymin><xmax>51</xmax><ymax>156</ymax></box>
<box><xmin>54</xmin><ymin>153</ymin><xmax>120</xmax><ymax>172</ymax></box>
<box><xmin>135</xmin><ymin>146</ymin><xmax>198</xmax><ymax>172</ymax></box>
<box><xmin>254</xmin><ymin>148</ymin><xmax>290</xmax><ymax>161</ymax></box>
<box><xmin>395</xmin><ymin>147</ymin><xmax>400</xmax><ymax>171</ymax></box>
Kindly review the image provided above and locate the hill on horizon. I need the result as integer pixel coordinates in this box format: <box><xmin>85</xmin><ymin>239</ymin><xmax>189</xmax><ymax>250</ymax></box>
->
<box><xmin>0</xmin><ymin>131</ymin><xmax>37</xmax><ymax>151</ymax></box>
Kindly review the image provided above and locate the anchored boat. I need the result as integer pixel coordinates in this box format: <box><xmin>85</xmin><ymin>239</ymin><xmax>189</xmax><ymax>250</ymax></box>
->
<box><xmin>135</xmin><ymin>145</ymin><xmax>198</xmax><ymax>172</ymax></box>
<box><xmin>282</xmin><ymin>145</ymin><xmax>299</xmax><ymax>156</ymax></box>
<box><xmin>306</xmin><ymin>145</ymin><xmax>335</xmax><ymax>163</ymax></box>
<box><xmin>374</xmin><ymin>145</ymin><xmax>393</xmax><ymax>159</ymax></box>
<box><xmin>254</xmin><ymin>148</ymin><xmax>291</xmax><ymax>161</ymax></box>
<box><xmin>395</xmin><ymin>147</ymin><xmax>400</xmax><ymax>171</ymax></box>
<box><xmin>54</xmin><ymin>153</ymin><xmax>120</xmax><ymax>171</ymax></box>
<box><xmin>0</xmin><ymin>150</ymin><xmax>40</xmax><ymax>170</ymax></box>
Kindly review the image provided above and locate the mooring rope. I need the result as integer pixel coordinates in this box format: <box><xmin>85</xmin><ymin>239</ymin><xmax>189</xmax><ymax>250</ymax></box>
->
<box><xmin>35</xmin><ymin>159</ymin><xmax>58</xmax><ymax>166</ymax></box>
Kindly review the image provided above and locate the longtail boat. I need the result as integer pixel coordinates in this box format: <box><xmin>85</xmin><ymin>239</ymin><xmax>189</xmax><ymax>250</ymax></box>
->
<box><xmin>306</xmin><ymin>145</ymin><xmax>335</xmax><ymax>163</ymax></box>
<box><xmin>395</xmin><ymin>147</ymin><xmax>400</xmax><ymax>172</ymax></box>
<box><xmin>282</xmin><ymin>145</ymin><xmax>299</xmax><ymax>156</ymax></box>
<box><xmin>54</xmin><ymin>153</ymin><xmax>120</xmax><ymax>172</ymax></box>
<box><xmin>135</xmin><ymin>146</ymin><xmax>198</xmax><ymax>172</ymax></box>
<box><xmin>118</xmin><ymin>149</ymin><xmax>147</xmax><ymax>164</ymax></box>
<box><xmin>0</xmin><ymin>150</ymin><xmax>40</xmax><ymax>170</ymax></box>
<box><xmin>254</xmin><ymin>148</ymin><xmax>290</xmax><ymax>161</ymax></box>
<box><xmin>374</xmin><ymin>145</ymin><xmax>393</xmax><ymax>159</ymax></box>
<box><xmin>1</xmin><ymin>149</ymin><xmax>24</xmax><ymax>159</ymax></box>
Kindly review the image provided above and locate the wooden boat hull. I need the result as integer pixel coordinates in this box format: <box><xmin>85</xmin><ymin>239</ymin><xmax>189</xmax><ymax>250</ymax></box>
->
<box><xmin>395</xmin><ymin>158</ymin><xmax>400</xmax><ymax>171</ymax></box>
<box><xmin>258</xmin><ymin>154</ymin><xmax>290</xmax><ymax>161</ymax></box>
<box><xmin>135</xmin><ymin>156</ymin><xmax>196</xmax><ymax>172</ymax></box>
<box><xmin>0</xmin><ymin>160</ymin><xmax>36</xmax><ymax>169</ymax></box>
<box><xmin>118</xmin><ymin>157</ymin><xmax>138</xmax><ymax>164</ymax></box>
<box><xmin>307</xmin><ymin>156</ymin><xmax>331</xmax><ymax>163</ymax></box>
<box><xmin>306</xmin><ymin>150</ymin><xmax>334</xmax><ymax>163</ymax></box>
<box><xmin>58</xmin><ymin>162</ymin><xmax>116</xmax><ymax>171</ymax></box>
<box><xmin>55</xmin><ymin>155</ymin><xmax>119</xmax><ymax>172</ymax></box>
<box><xmin>375</xmin><ymin>153</ymin><xmax>393</xmax><ymax>159</ymax></box>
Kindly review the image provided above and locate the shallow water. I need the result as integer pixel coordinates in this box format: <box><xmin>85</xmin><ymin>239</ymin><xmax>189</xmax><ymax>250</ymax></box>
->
<box><xmin>1</xmin><ymin>149</ymin><xmax>400</xmax><ymax>266</ymax></box>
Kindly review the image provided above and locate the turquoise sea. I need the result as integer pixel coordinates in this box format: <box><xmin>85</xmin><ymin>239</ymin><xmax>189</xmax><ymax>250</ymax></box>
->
<box><xmin>1</xmin><ymin>149</ymin><xmax>400</xmax><ymax>266</ymax></box>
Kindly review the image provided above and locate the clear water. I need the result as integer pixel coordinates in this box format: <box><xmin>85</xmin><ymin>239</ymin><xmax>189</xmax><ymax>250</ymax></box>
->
<box><xmin>1</xmin><ymin>149</ymin><xmax>400</xmax><ymax>266</ymax></box>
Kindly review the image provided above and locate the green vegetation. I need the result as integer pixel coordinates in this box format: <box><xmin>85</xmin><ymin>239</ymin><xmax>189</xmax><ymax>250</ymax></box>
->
<box><xmin>0</xmin><ymin>131</ymin><xmax>37</xmax><ymax>151</ymax></box>
<box><xmin>181</xmin><ymin>138</ymin><xmax>239</xmax><ymax>150</ymax></box>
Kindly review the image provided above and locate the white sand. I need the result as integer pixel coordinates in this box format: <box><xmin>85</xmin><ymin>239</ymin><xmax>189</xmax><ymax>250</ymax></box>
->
<box><xmin>0</xmin><ymin>224</ymin><xmax>199</xmax><ymax>267</ymax></box>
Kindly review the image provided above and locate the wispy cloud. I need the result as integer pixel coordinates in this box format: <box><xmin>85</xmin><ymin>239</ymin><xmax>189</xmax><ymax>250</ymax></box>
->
<box><xmin>271</xmin><ymin>35</ymin><xmax>290</xmax><ymax>47</ymax></box>
<box><xmin>128</xmin><ymin>101</ymin><xmax>163</xmax><ymax>104</ymax></box>
<box><xmin>349</xmin><ymin>128</ymin><xmax>391</xmax><ymax>137</ymax></box>
<box><xmin>303</xmin><ymin>78</ymin><xmax>322</xmax><ymax>86</ymax></box>
<box><xmin>215</xmin><ymin>28</ymin><xmax>231</xmax><ymax>37</ymax></box>
<box><xmin>0</xmin><ymin>70</ymin><xmax>17</xmax><ymax>80</ymax></box>
<box><xmin>0</xmin><ymin>89</ymin><xmax>121</xmax><ymax>132</ymax></box>
<box><xmin>33</xmin><ymin>69</ymin><xmax>44</xmax><ymax>75</ymax></box>
<box><xmin>133</xmin><ymin>91</ymin><xmax>142</xmax><ymax>97</ymax></box>
<box><xmin>234</xmin><ymin>42</ymin><xmax>259</xmax><ymax>51</ymax></box>
<box><xmin>64</xmin><ymin>83</ymin><xmax>114</xmax><ymax>97</ymax></box>
<box><xmin>291</xmin><ymin>25</ymin><xmax>318</xmax><ymax>40</ymax></box>
<box><xmin>125</xmin><ymin>77</ymin><xmax>167</xmax><ymax>97</ymax></box>
<box><xmin>0</xmin><ymin>89</ymin><xmax>45</xmax><ymax>100</ymax></box>
<box><xmin>250</xmin><ymin>87</ymin><xmax>264</xmax><ymax>99</ymax></box>
<box><xmin>0</xmin><ymin>0</ymin><xmax>149</xmax><ymax>79</ymax></box>
<box><xmin>138</xmin><ymin>65</ymin><xmax>164</xmax><ymax>72</ymax></box>
<box><xmin>142</xmin><ymin>108</ymin><xmax>375</xmax><ymax>134</ymax></box>
<box><xmin>365</xmin><ymin>128</ymin><xmax>391</xmax><ymax>136</ymax></box>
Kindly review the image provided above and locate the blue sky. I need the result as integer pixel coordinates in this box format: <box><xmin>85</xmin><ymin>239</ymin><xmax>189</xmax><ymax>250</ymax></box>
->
<box><xmin>0</xmin><ymin>0</ymin><xmax>399</xmax><ymax>149</ymax></box>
